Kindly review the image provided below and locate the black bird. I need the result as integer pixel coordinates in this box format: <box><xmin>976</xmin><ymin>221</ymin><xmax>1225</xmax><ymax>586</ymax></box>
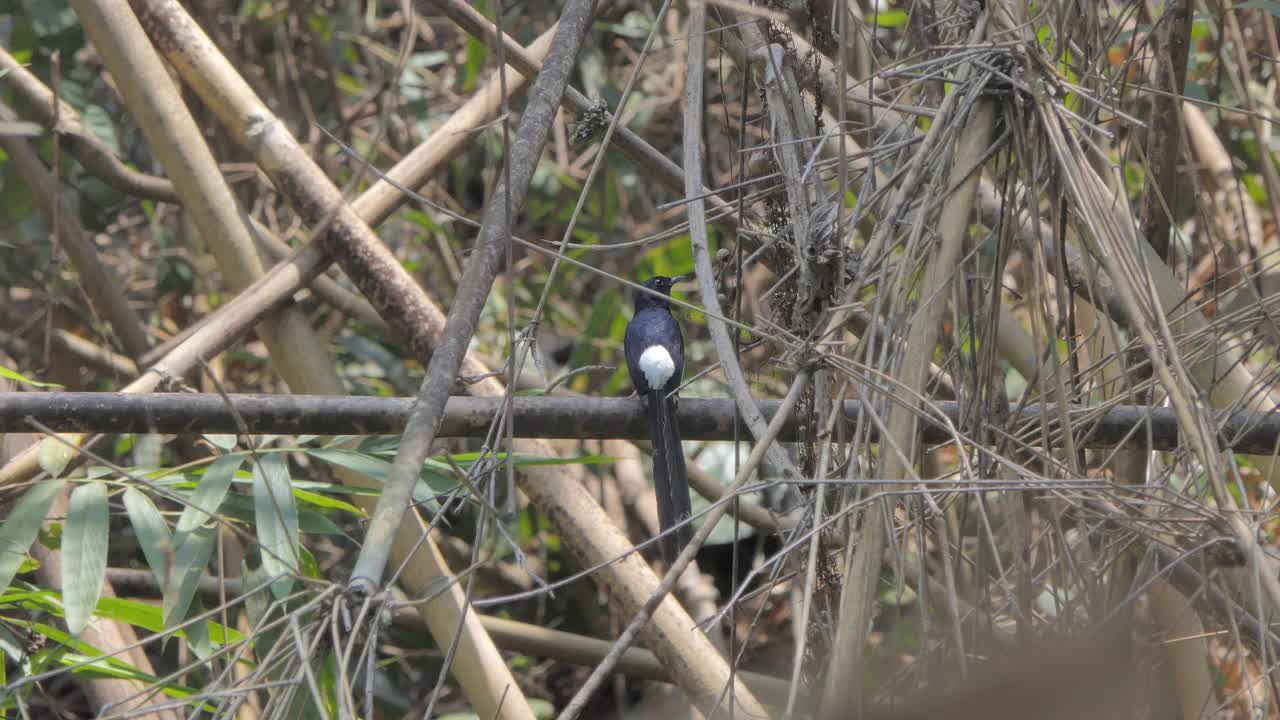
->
<box><xmin>624</xmin><ymin>275</ymin><xmax>694</xmax><ymax>564</ymax></box>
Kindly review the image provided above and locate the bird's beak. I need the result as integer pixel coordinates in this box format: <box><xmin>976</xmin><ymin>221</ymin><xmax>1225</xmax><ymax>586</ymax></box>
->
<box><xmin>671</xmin><ymin>272</ymin><xmax>694</xmax><ymax>285</ymax></box>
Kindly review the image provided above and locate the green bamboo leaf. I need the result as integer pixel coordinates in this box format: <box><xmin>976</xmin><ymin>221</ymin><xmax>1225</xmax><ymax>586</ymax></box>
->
<box><xmin>175</xmin><ymin>454</ymin><xmax>244</xmax><ymax>541</ymax></box>
<box><xmin>122</xmin><ymin>488</ymin><xmax>172</xmax><ymax>584</ymax></box>
<box><xmin>426</xmin><ymin>450</ymin><xmax>618</xmax><ymax>468</ymax></box>
<box><xmin>0</xmin><ymin>622</ymin><xmax>21</xmax><ymax>667</ymax></box>
<box><xmin>63</xmin><ymin>482</ymin><xmax>109</xmax><ymax>637</ymax></box>
<box><xmin>870</xmin><ymin>8</ymin><xmax>908</xmax><ymax>27</ymax></box>
<box><xmin>242</xmin><ymin>558</ymin><xmax>272</xmax><ymax>629</ymax></box>
<box><xmin>253</xmin><ymin>453</ymin><xmax>298</xmax><ymax>597</ymax></box>
<box><xmin>2</xmin><ymin>587</ymin><xmax>243</xmax><ymax>646</ymax></box>
<box><xmin>215</xmin><ymin>495</ymin><xmax>345</xmax><ymax>535</ymax></box>
<box><xmin>38</xmin><ymin>435</ymin><xmax>78</xmax><ymax>478</ymax></box>
<box><xmin>292</xmin><ymin>487</ymin><xmax>365</xmax><ymax>517</ymax></box>
<box><xmin>507</xmin><ymin>453</ymin><xmax>619</xmax><ymax>468</ymax></box>
<box><xmin>0</xmin><ymin>478</ymin><xmax>66</xmax><ymax>592</ymax></box>
<box><xmin>307</xmin><ymin>447</ymin><xmax>444</xmax><ymax>512</ymax></box>
<box><xmin>185</xmin><ymin>596</ymin><xmax>213</xmax><ymax>659</ymax></box>
<box><xmin>95</xmin><ymin>595</ymin><xmax>210</xmax><ymax>642</ymax></box>
<box><xmin>0</xmin><ymin>364</ymin><xmax>61</xmax><ymax>388</ymax></box>
<box><xmin>16</xmin><ymin>621</ymin><xmax>205</xmax><ymax>704</ymax></box>
<box><xmin>96</xmin><ymin>595</ymin><xmax>241</xmax><ymax>644</ymax></box>
<box><xmin>305</xmin><ymin>448</ymin><xmax>389</xmax><ymax>482</ymax></box>
<box><xmin>162</xmin><ymin>525</ymin><xmax>216</xmax><ymax>630</ymax></box>
<box><xmin>354</xmin><ymin>435</ymin><xmax>400</xmax><ymax>455</ymax></box>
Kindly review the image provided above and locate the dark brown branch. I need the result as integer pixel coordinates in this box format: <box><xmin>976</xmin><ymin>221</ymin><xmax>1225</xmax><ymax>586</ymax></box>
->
<box><xmin>355</xmin><ymin>0</ymin><xmax>598</xmax><ymax>590</ymax></box>
<box><xmin>1140</xmin><ymin>0</ymin><xmax>1192</xmax><ymax>262</ymax></box>
<box><xmin>0</xmin><ymin>48</ymin><xmax>179</xmax><ymax>203</ymax></box>
<box><xmin>4</xmin><ymin>392</ymin><xmax>1279</xmax><ymax>452</ymax></box>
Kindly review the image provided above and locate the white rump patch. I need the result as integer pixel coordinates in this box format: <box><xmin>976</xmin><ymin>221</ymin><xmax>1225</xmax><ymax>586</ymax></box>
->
<box><xmin>639</xmin><ymin>345</ymin><xmax>675</xmax><ymax>391</ymax></box>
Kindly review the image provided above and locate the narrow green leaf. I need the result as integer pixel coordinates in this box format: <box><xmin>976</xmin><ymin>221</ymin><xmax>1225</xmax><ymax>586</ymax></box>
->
<box><xmin>429</xmin><ymin>450</ymin><xmax>618</xmax><ymax>468</ymax></box>
<box><xmin>185</xmin><ymin>596</ymin><xmax>213</xmax><ymax>659</ymax></box>
<box><xmin>63</xmin><ymin>482</ymin><xmax>110</xmax><ymax>637</ymax></box>
<box><xmin>122</xmin><ymin>488</ymin><xmax>172</xmax><ymax>584</ymax></box>
<box><xmin>507</xmin><ymin>453</ymin><xmax>619</xmax><ymax>468</ymax></box>
<box><xmin>0</xmin><ymin>364</ymin><xmax>61</xmax><ymax>388</ymax></box>
<box><xmin>216</xmin><ymin>495</ymin><xmax>346</xmax><ymax>535</ymax></box>
<box><xmin>308</xmin><ymin>447</ymin><xmax>442</xmax><ymax>512</ymax></box>
<box><xmin>296</xmin><ymin>511</ymin><xmax>343</xmax><ymax>536</ymax></box>
<box><xmin>253</xmin><ymin>454</ymin><xmax>299</xmax><ymax>597</ymax></box>
<box><xmin>305</xmin><ymin>448</ymin><xmax>390</xmax><ymax>482</ymax></box>
<box><xmin>0</xmin><ymin>622</ymin><xmax>22</xmax><ymax>665</ymax></box>
<box><xmin>162</xmin><ymin>525</ymin><xmax>216</xmax><ymax>629</ymax></box>
<box><xmin>175</xmin><ymin>454</ymin><xmax>244</xmax><ymax>542</ymax></box>
<box><xmin>871</xmin><ymin>10</ymin><xmax>909</xmax><ymax>29</ymax></box>
<box><xmin>3</xmin><ymin>587</ymin><xmax>242</xmax><ymax>646</ymax></box>
<box><xmin>242</xmin><ymin>558</ymin><xmax>272</xmax><ymax>630</ymax></box>
<box><xmin>292</xmin><ymin>487</ymin><xmax>365</xmax><ymax>517</ymax></box>
<box><xmin>354</xmin><ymin>435</ymin><xmax>399</xmax><ymax>455</ymax></box>
<box><xmin>0</xmin><ymin>478</ymin><xmax>67</xmax><ymax>593</ymax></box>
<box><xmin>95</xmin><ymin>595</ymin><xmax>242</xmax><ymax>645</ymax></box>
<box><xmin>14</xmin><ymin>621</ymin><xmax>205</xmax><ymax>704</ymax></box>
<box><xmin>318</xmin><ymin>650</ymin><xmax>340</xmax><ymax>718</ymax></box>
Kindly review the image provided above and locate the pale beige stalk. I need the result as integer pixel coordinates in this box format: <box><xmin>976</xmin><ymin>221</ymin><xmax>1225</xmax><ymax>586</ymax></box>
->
<box><xmin>822</xmin><ymin>97</ymin><xmax>997</xmax><ymax>714</ymax></box>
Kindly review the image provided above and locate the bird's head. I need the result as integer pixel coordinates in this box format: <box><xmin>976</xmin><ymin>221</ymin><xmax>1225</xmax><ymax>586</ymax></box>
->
<box><xmin>634</xmin><ymin>274</ymin><xmax>690</xmax><ymax>311</ymax></box>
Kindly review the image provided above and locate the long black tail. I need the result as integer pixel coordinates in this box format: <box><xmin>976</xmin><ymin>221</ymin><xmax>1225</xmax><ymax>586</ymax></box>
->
<box><xmin>646</xmin><ymin>390</ymin><xmax>693</xmax><ymax>564</ymax></box>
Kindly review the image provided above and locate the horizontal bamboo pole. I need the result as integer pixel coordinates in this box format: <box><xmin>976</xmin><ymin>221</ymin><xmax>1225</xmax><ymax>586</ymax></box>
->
<box><xmin>1</xmin><ymin>392</ymin><xmax>1272</xmax><ymax>452</ymax></box>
